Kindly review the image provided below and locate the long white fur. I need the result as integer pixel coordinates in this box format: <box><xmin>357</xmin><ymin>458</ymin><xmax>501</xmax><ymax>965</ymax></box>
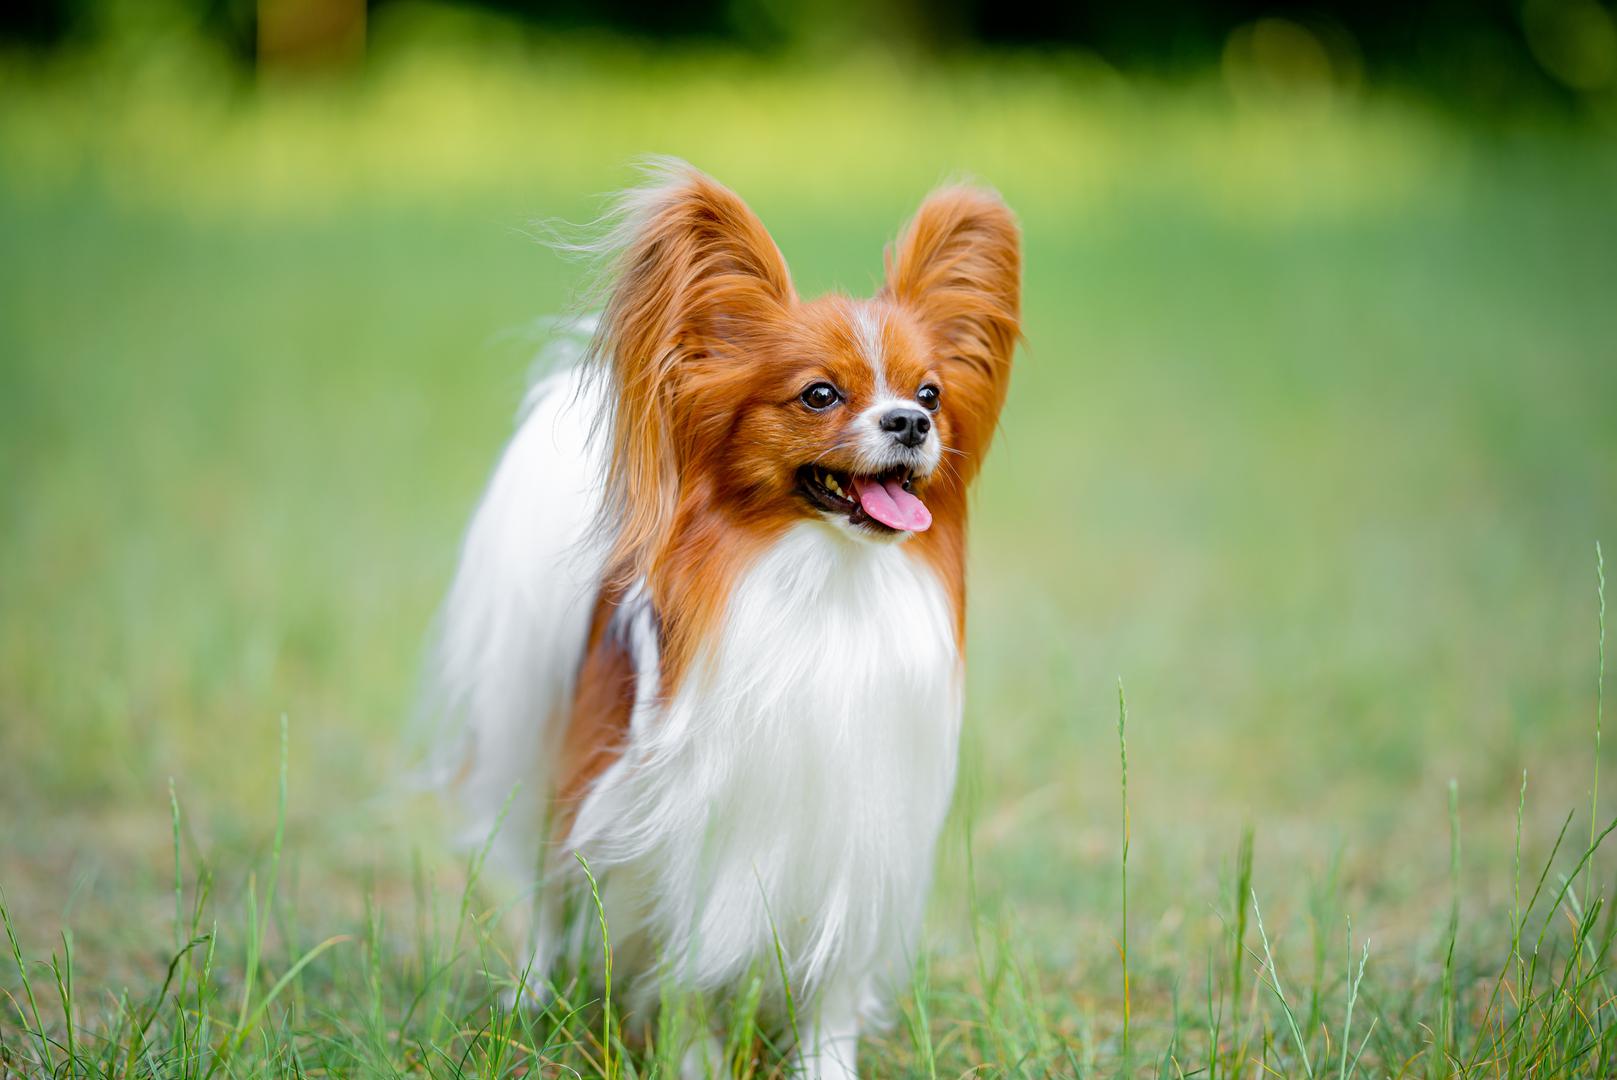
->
<box><xmin>568</xmin><ymin>521</ymin><xmax>961</xmax><ymax>1014</ymax></box>
<box><xmin>427</xmin><ymin>354</ymin><xmax>608</xmax><ymax>891</ymax></box>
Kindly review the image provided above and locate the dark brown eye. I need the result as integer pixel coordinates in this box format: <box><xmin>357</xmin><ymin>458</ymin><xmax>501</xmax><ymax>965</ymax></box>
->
<box><xmin>800</xmin><ymin>382</ymin><xmax>841</xmax><ymax>411</ymax></box>
<box><xmin>916</xmin><ymin>384</ymin><xmax>941</xmax><ymax>411</ymax></box>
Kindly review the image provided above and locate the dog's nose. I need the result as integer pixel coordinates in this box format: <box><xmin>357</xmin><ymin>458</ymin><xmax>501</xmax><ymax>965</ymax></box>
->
<box><xmin>880</xmin><ymin>407</ymin><xmax>932</xmax><ymax>448</ymax></box>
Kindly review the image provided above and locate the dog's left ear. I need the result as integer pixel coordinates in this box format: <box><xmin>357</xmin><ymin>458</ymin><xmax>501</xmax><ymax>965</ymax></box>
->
<box><xmin>883</xmin><ymin>186</ymin><xmax>1021</xmax><ymax>472</ymax></box>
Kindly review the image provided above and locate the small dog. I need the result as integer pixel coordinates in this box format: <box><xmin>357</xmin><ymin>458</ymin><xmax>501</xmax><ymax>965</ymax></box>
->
<box><xmin>429</xmin><ymin>160</ymin><xmax>1019</xmax><ymax>1077</ymax></box>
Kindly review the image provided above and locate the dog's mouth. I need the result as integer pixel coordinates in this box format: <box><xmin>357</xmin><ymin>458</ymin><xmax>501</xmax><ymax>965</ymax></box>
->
<box><xmin>797</xmin><ymin>465</ymin><xmax>933</xmax><ymax>534</ymax></box>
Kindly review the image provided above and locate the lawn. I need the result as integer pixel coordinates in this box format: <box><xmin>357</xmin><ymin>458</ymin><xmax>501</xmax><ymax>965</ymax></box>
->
<box><xmin>3</xmin><ymin>14</ymin><xmax>1617</xmax><ymax>1077</ymax></box>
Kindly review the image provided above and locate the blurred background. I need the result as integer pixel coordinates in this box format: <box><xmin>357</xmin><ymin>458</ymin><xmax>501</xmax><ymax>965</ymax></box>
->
<box><xmin>2</xmin><ymin>0</ymin><xmax>1615</xmax><ymax>1061</ymax></box>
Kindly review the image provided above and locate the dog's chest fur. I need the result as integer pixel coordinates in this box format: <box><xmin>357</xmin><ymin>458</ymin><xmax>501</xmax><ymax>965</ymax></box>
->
<box><xmin>568</xmin><ymin>521</ymin><xmax>962</xmax><ymax>1010</ymax></box>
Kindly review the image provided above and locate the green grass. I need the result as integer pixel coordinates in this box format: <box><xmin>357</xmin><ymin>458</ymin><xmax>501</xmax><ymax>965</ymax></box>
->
<box><xmin>3</xmin><ymin>11</ymin><xmax>1617</xmax><ymax>1076</ymax></box>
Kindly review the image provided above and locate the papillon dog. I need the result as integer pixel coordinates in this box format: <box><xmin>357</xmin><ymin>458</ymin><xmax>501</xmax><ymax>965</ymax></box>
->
<box><xmin>429</xmin><ymin>159</ymin><xmax>1020</xmax><ymax>1078</ymax></box>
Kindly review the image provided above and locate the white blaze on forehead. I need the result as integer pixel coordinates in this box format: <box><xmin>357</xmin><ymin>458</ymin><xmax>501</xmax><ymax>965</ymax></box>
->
<box><xmin>847</xmin><ymin>301</ymin><xmax>939</xmax><ymax>478</ymax></box>
<box><xmin>851</xmin><ymin>305</ymin><xmax>888</xmax><ymax>394</ymax></box>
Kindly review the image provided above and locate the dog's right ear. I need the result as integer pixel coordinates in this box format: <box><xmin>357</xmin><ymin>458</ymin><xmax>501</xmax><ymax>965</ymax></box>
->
<box><xmin>588</xmin><ymin>159</ymin><xmax>795</xmax><ymax>587</ymax></box>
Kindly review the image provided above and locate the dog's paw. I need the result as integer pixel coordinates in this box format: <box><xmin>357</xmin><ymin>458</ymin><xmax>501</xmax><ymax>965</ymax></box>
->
<box><xmin>679</xmin><ymin>1034</ymin><xmax>724</xmax><ymax>1080</ymax></box>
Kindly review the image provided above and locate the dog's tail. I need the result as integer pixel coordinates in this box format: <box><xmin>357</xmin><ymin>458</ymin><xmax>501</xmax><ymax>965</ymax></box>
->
<box><xmin>420</xmin><ymin>329</ymin><xmax>609</xmax><ymax>888</ymax></box>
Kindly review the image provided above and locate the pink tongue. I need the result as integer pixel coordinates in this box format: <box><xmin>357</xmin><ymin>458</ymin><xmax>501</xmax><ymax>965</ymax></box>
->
<box><xmin>852</xmin><ymin>476</ymin><xmax>932</xmax><ymax>532</ymax></box>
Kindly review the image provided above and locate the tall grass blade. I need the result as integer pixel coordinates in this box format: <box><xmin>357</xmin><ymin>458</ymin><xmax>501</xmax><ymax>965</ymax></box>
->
<box><xmin>1337</xmin><ymin>921</ymin><xmax>1369</xmax><ymax>1080</ymax></box>
<box><xmin>170</xmin><ymin>779</ymin><xmax>183</xmax><ymax>953</ymax></box>
<box><xmin>1591</xmin><ymin>540</ymin><xmax>1606</xmax><ymax>902</ymax></box>
<box><xmin>575</xmin><ymin>851</ymin><xmax>616</xmax><ymax>1080</ymax></box>
<box><xmin>0</xmin><ymin>885</ymin><xmax>54</xmax><ymax>1073</ymax></box>
<box><xmin>231</xmin><ymin>715</ymin><xmax>290</xmax><ymax>1057</ymax></box>
<box><xmin>907</xmin><ymin>950</ymin><xmax>938</xmax><ymax>1080</ymax></box>
<box><xmin>235</xmin><ymin>934</ymin><xmax>350</xmax><ymax>1049</ymax></box>
<box><xmin>1439</xmin><ymin>779</ymin><xmax>1460</xmax><ymax>1072</ymax></box>
<box><xmin>49</xmin><ymin>930</ymin><xmax>75</xmax><ymax>1079</ymax></box>
<box><xmin>1250</xmin><ymin>889</ymin><xmax>1312</xmax><ymax>1078</ymax></box>
<box><xmin>755</xmin><ymin>868</ymin><xmax>801</xmax><ymax>1058</ymax></box>
<box><xmin>1117</xmin><ymin>676</ymin><xmax>1131</xmax><ymax>1070</ymax></box>
<box><xmin>1230</xmin><ymin>825</ymin><xmax>1254</xmax><ymax>1080</ymax></box>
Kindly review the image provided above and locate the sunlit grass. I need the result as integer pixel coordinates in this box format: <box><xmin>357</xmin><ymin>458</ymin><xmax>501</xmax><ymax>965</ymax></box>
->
<box><xmin>3</xmin><ymin>12</ymin><xmax>1617</xmax><ymax>1077</ymax></box>
<box><xmin>2</xmin><ymin>600</ymin><xmax>1614</xmax><ymax>1075</ymax></box>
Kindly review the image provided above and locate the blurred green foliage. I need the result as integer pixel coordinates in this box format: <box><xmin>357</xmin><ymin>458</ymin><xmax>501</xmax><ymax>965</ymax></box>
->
<box><xmin>7</xmin><ymin>0</ymin><xmax>1617</xmax><ymax>114</ymax></box>
<box><xmin>1</xmin><ymin>8</ymin><xmax>1616</xmax><ymax>1073</ymax></box>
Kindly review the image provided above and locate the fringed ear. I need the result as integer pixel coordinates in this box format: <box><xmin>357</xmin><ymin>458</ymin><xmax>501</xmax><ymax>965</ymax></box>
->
<box><xmin>587</xmin><ymin>159</ymin><xmax>795</xmax><ymax>586</ymax></box>
<box><xmin>883</xmin><ymin>185</ymin><xmax>1021</xmax><ymax>480</ymax></box>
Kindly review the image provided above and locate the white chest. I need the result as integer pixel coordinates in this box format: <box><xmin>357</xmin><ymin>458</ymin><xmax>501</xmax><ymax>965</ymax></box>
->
<box><xmin>569</xmin><ymin>522</ymin><xmax>962</xmax><ymax>1005</ymax></box>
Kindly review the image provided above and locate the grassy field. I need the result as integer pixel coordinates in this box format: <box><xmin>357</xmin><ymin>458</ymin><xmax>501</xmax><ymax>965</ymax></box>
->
<box><xmin>3</xmin><ymin>14</ymin><xmax>1617</xmax><ymax>1077</ymax></box>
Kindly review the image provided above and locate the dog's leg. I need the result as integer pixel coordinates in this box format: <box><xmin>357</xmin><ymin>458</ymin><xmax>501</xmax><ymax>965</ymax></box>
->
<box><xmin>795</xmin><ymin>996</ymin><xmax>860</xmax><ymax>1080</ymax></box>
<box><xmin>505</xmin><ymin>879</ymin><xmax>559</xmax><ymax>1010</ymax></box>
<box><xmin>678</xmin><ymin>1032</ymin><xmax>725</xmax><ymax>1080</ymax></box>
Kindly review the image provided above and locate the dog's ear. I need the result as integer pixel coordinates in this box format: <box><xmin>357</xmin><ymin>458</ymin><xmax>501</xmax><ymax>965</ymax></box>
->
<box><xmin>590</xmin><ymin>159</ymin><xmax>795</xmax><ymax>586</ymax></box>
<box><xmin>883</xmin><ymin>185</ymin><xmax>1020</xmax><ymax>476</ymax></box>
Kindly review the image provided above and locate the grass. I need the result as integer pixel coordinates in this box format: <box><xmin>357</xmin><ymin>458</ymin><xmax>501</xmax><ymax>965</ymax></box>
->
<box><xmin>3</xmin><ymin>9</ymin><xmax>1617</xmax><ymax>1076</ymax></box>
<box><xmin>1117</xmin><ymin>679</ymin><xmax>1131</xmax><ymax>1070</ymax></box>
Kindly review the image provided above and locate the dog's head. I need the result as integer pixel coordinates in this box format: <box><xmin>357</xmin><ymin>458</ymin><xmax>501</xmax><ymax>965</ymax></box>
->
<box><xmin>589</xmin><ymin>160</ymin><xmax>1020</xmax><ymax>581</ymax></box>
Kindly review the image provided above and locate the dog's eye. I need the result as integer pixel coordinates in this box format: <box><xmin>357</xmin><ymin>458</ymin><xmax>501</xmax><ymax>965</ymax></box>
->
<box><xmin>916</xmin><ymin>384</ymin><xmax>941</xmax><ymax>412</ymax></box>
<box><xmin>800</xmin><ymin>382</ymin><xmax>841</xmax><ymax>411</ymax></box>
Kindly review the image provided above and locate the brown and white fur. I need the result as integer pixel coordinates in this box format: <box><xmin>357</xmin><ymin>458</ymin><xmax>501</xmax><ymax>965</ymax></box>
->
<box><xmin>428</xmin><ymin>160</ymin><xmax>1019</xmax><ymax>1078</ymax></box>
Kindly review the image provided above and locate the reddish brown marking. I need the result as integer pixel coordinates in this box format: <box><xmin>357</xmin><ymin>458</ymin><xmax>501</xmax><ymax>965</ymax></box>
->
<box><xmin>548</xmin><ymin>167</ymin><xmax>1021</xmax><ymax>824</ymax></box>
<box><xmin>552</xmin><ymin>587</ymin><xmax>637</xmax><ymax>832</ymax></box>
<box><xmin>881</xmin><ymin>186</ymin><xmax>1023</xmax><ymax>644</ymax></box>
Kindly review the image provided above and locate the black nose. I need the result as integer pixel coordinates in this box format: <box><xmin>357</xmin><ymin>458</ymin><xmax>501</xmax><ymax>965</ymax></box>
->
<box><xmin>880</xmin><ymin>407</ymin><xmax>932</xmax><ymax>448</ymax></box>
